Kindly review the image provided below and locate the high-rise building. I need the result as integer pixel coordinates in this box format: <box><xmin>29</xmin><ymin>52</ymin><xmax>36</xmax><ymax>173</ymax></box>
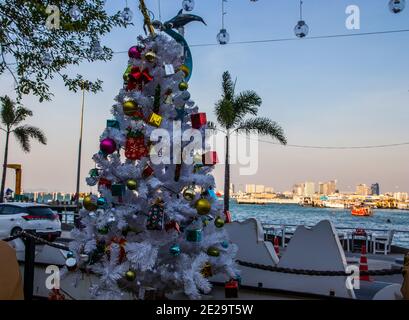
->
<box><xmin>255</xmin><ymin>185</ymin><xmax>265</xmax><ymax>193</ymax></box>
<box><xmin>229</xmin><ymin>183</ymin><xmax>235</xmax><ymax>194</ymax></box>
<box><xmin>394</xmin><ymin>192</ymin><xmax>408</xmax><ymax>201</ymax></box>
<box><xmin>304</xmin><ymin>182</ymin><xmax>315</xmax><ymax>196</ymax></box>
<box><xmin>356</xmin><ymin>184</ymin><xmax>370</xmax><ymax>196</ymax></box>
<box><xmin>371</xmin><ymin>183</ymin><xmax>380</xmax><ymax>196</ymax></box>
<box><xmin>328</xmin><ymin>180</ymin><xmax>337</xmax><ymax>194</ymax></box>
<box><xmin>265</xmin><ymin>187</ymin><xmax>274</xmax><ymax>193</ymax></box>
<box><xmin>293</xmin><ymin>183</ymin><xmax>304</xmax><ymax>196</ymax></box>
<box><xmin>245</xmin><ymin>184</ymin><xmax>256</xmax><ymax>194</ymax></box>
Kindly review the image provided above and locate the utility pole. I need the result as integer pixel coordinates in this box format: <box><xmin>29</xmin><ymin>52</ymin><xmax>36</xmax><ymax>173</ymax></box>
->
<box><xmin>75</xmin><ymin>82</ymin><xmax>86</xmax><ymax>212</ymax></box>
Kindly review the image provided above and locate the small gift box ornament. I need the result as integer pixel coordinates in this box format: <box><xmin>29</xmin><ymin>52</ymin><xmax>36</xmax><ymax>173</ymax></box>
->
<box><xmin>202</xmin><ymin>151</ymin><xmax>219</xmax><ymax>166</ymax></box>
<box><xmin>201</xmin><ymin>262</ymin><xmax>213</xmax><ymax>278</ymax></box>
<box><xmin>125</xmin><ymin>130</ymin><xmax>148</xmax><ymax>160</ymax></box>
<box><xmin>147</xmin><ymin>201</ymin><xmax>165</xmax><ymax>230</ymax></box>
<box><xmin>191</xmin><ymin>113</ymin><xmax>207</xmax><ymax>129</ymax></box>
<box><xmin>111</xmin><ymin>184</ymin><xmax>125</xmax><ymax>197</ymax></box>
<box><xmin>225</xmin><ymin>280</ymin><xmax>239</xmax><ymax>298</ymax></box>
<box><xmin>148</xmin><ymin>112</ymin><xmax>162</xmax><ymax>127</ymax></box>
<box><xmin>142</xmin><ymin>165</ymin><xmax>154</xmax><ymax>179</ymax></box>
<box><xmin>165</xmin><ymin>220</ymin><xmax>181</xmax><ymax>233</ymax></box>
<box><xmin>107</xmin><ymin>119</ymin><xmax>120</xmax><ymax>129</ymax></box>
<box><xmin>98</xmin><ymin>178</ymin><xmax>112</xmax><ymax>189</ymax></box>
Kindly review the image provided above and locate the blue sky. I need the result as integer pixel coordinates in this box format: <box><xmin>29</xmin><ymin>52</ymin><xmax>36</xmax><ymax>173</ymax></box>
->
<box><xmin>0</xmin><ymin>0</ymin><xmax>408</xmax><ymax>193</ymax></box>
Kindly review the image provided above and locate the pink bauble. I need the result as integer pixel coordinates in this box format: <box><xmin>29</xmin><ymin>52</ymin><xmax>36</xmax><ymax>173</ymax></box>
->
<box><xmin>100</xmin><ymin>138</ymin><xmax>117</xmax><ymax>154</ymax></box>
<box><xmin>128</xmin><ymin>46</ymin><xmax>141</xmax><ymax>59</ymax></box>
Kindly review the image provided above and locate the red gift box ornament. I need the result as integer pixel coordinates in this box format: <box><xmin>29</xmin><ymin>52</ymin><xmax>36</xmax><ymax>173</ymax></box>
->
<box><xmin>125</xmin><ymin>130</ymin><xmax>148</xmax><ymax>160</ymax></box>
<box><xmin>127</xmin><ymin>67</ymin><xmax>153</xmax><ymax>91</ymax></box>
<box><xmin>202</xmin><ymin>151</ymin><xmax>219</xmax><ymax>166</ymax></box>
<box><xmin>191</xmin><ymin>113</ymin><xmax>207</xmax><ymax>129</ymax></box>
<box><xmin>98</xmin><ymin>178</ymin><xmax>112</xmax><ymax>189</ymax></box>
<box><xmin>225</xmin><ymin>280</ymin><xmax>239</xmax><ymax>298</ymax></box>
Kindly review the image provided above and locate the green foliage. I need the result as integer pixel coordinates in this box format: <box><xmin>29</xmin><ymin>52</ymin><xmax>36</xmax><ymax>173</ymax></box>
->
<box><xmin>0</xmin><ymin>0</ymin><xmax>128</xmax><ymax>102</ymax></box>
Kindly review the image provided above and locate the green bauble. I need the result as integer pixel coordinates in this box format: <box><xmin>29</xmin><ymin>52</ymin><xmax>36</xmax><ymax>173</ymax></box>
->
<box><xmin>125</xmin><ymin>270</ymin><xmax>136</xmax><ymax>281</ymax></box>
<box><xmin>207</xmin><ymin>246</ymin><xmax>220</xmax><ymax>257</ymax></box>
<box><xmin>98</xmin><ymin>226</ymin><xmax>109</xmax><ymax>235</ymax></box>
<box><xmin>183</xmin><ymin>187</ymin><xmax>195</xmax><ymax>201</ymax></box>
<box><xmin>126</xmin><ymin>179</ymin><xmax>138</xmax><ymax>190</ymax></box>
<box><xmin>83</xmin><ymin>195</ymin><xmax>98</xmax><ymax>211</ymax></box>
<box><xmin>214</xmin><ymin>216</ymin><xmax>225</xmax><ymax>228</ymax></box>
<box><xmin>195</xmin><ymin>198</ymin><xmax>211</xmax><ymax>215</ymax></box>
<box><xmin>179</xmin><ymin>81</ymin><xmax>188</xmax><ymax>91</ymax></box>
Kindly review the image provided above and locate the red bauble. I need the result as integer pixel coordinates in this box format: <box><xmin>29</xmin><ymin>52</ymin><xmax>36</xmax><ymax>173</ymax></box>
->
<box><xmin>128</xmin><ymin>46</ymin><xmax>142</xmax><ymax>59</ymax></box>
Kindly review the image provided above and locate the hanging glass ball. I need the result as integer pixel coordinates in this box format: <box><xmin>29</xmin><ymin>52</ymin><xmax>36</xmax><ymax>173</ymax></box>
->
<box><xmin>179</xmin><ymin>81</ymin><xmax>189</xmax><ymax>91</ymax></box>
<box><xmin>126</xmin><ymin>179</ymin><xmax>138</xmax><ymax>191</ymax></box>
<box><xmin>183</xmin><ymin>187</ymin><xmax>195</xmax><ymax>201</ymax></box>
<box><xmin>42</xmin><ymin>52</ymin><xmax>53</xmax><ymax>66</ymax></box>
<box><xmin>170</xmin><ymin>244</ymin><xmax>181</xmax><ymax>256</ymax></box>
<box><xmin>83</xmin><ymin>195</ymin><xmax>98</xmax><ymax>211</ymax></box>
<box><xmin>214</xmin><ymin>216</ymin><xmax>225</xmax><ymax>228</ymax></box>
<box><xmin>221</xmin><ymin>241</ymin><xmax>229</xmax><ymax>249</ymax></box>
<box><xmin>182</xmin><ymin>0</ymin><xmax>195</xmax><ymax>11</ymax></box>
<box><xmin>69</xmin><ymin>5</ymin><xmax>81</xmax><ymax>21</ymax></box>
<box><xmin>217</xmin><ymin>28</ymin><xmax>230</xmax><ymax>45</ymax></box>
<box><xmin>195</xmin><ymin>198</ymin><xmax>211</xmax><ymax>215</ymax></box>
<box><xmin>97</xmin><ymin>197</ymin><xmax>106</xmax><ymax>206</ymax></box>
<box><xmin>389</xmin><ymin>0</ymin><xmax>405</xmax><ymax>13</ymax></box>
<box><xmin>294</xmin><ymin>20</ymin><xmax>309</xmax><ymax>38</ymax></box>
<box><xmin>122</xmin><ymin>7</ymin><xmax>133</xmax><ymax>23</ymax></box>
<box><xmin>125</xmin><ymin>270</ymin><xmax>136</xmax><ymax>281</ymax></box>
<box><xmin>207</xmin><ymin>246</ymin><xmax>220</xmax><ymax>257</ymax></box>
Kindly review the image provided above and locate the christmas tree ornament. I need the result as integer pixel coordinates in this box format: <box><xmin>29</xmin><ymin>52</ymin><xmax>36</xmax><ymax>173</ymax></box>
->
<box><xmin>165</xmin><ymin>220</ymin><xmax>181</xmax><ymax>233</ymax></box>
<box><xmin>182</xmin><ymin>0</ymin><xmax>195</xmax><ymax>11</ymax></box>
<box><xmin>164</xmin><ymin>63</ymin><xmax>175</xmax><ymax>76</ymax></box>
<box><xmin>83</xmin><ymin>195</ymin><xmax>98</xmax><ymax>211</ymax></box>
<box><xmin>66</xmin><ymin>251</ymin><xmax>74</xmax><ymax>259</ymax></box>
<box><xmin>123</xmin><ymin>65</ymin><xmax>132</xmax><ymax>82</ymax></box>
<box><xmin>208</xmin><ymin>188</ymin><xmax>218</xmax><ymax>200</ymax></box>
<box><xmin>128</xmin><ymin>67</ymin><xmax>153</xmax><ymax>90</ymax></box>
<box><xmin>221</xmin><ymin>241</ymin><xmax>229</xmax><ymax>249</ymax></box>
<box><xmin>183</xmin><ymin>187</ymin><xmax>195</xmax><ymax>201</ymax></box>
<box><xmin>201</xmin><ymin>262</ymin><xmax>213</xmax><ymax>278</ymax></box>
<box><xmin>107</xmin><ymin>119</ymin><xmax>120</xmax><ymax>129</ymax></box>
<box><xmin>179</xmin><ymin>81</ymin><xmax>189</xmax><ymax>91</ymax></box>
<box><xmin>69</xmin><ymin>5</ymin><xmax>81</xmax><ymax>21</ymax></box>
<box><xmin>128</xmin><ymin>46</ymin><xmax>142</xmax><ymax>59</ymax></box>
<box><xmin>294</xmin><ymin>1</ymin><xmax>308</xmax><ymax>38</ymax></box>
<box><xmin>66</xmin><ymin>257</ymin><xmax>78</xmax><ymax>271</ymax></box>
<box><xmin>89</xmin><ymin>168</ymin><xmax>99</xmax><ymax>178</ymax></box>
<box><xmin>97</xmin><ymin>197</ymin><xmax>106</xmax><ymax>207</ymax></box>
<box><xmin>42</xmin><ymin>52</ymin><xmax>53</xmax><ymax>66</ymax></box>
<box><xmin>125</xmin><ymin>270</ymin><xmax>136</xmax><ymax>281</ymax></box>
<box><xmin>48</xmin><ymin>288</ymin><xmax>65</xmax><ymax>300</ymax></box>
<box><xmin>191</xmin><ymin>112</ymin><xmax>207</xmax><ymax>129</ymax></box>
<box><xmin>100</xmin><ymin>138</ymin><xmax>117</xmax><ymax>154</ymax></box>
<box><xmin>98</xmin><ymin>178</ymin><xmax>112</xmax><ymax>189</ymax></box>
<box><xmin>111</xmin><ymin>184</ymin><xmax>125</xmax><ymax>197</ymax></box>
<box><xmin>195</xmin><ymin>198</ymin><xmax>211</xmax><ymax>215</ymax></box>
<box><xmin>389</xmin><ymin>0</ymin><xmax>405</xmax><ymax>13</ymax></box>
<box><xmin>186</xmin><ymin>228</ymin><xmax>202</xmax><ymax>242</ymax></box>
<box><xmin>225</xmin><ymin>210</ymin><xmax>232</xmax><ymax>223</ymax></box>
<box><xmin>217</xmin><ymin>29</ymin><xmax>230</xmax><ymax>45</ymax></box>
<box><xmin>126</xmin><ymin>179</ymin><xmax>138</xmax><ymax>190</ymax></box>
<box><xmin>148</xmin><ymin>112</ymin><xmax>163</xmax><ymax>127</ymax></box>
<box><xmin>214</xmin><ymin>216</ymin><xmax>225</xmax><ymax>228</ymax></box>
<box><xmin>144</xmin><ymin>51</ymin><xmax>157</xmax><ymax>63</ymax></box>
<box><xmin>202</xmin><ymin>151</ymin><xmax>219</xmax><ymax>166</ymax></box>
<box><xmin>122</xmin><ymin>7</ymin><xmax>133</xmax><ymax>23</ymax></box>
<box><xmin>147</xmin><ymin>202</ymin><xmax>165</xmax><ymax>230</ymax></box>
<box><xmin>142</xmin><ymin>165</ymin><xmax>154</xmax><ymax>179</ymax></box>
<box><xmin>125</xmin><ymin>130</ymin><xmax>148</xmax><ymax>160</ymax></box>
<box><xmin>170</xmin><ymin>244</ymin><xmax>181</xmax><ymax>256</ymax></box>
<box><xmin>202</xmin><ymin>217</ymin><xmax>210</xmax><ymax>227</ymax></box>
<box><xmin>225</xmin><ymin>280</ymin><xmax>239</xmax><ymax>298</ymax></box>
<box><xmin>206</xmin><ymin>246</ymin><xmax>220</xmax><ymax>257</ymax></box>
<box><xmin>122</xmin><ymin>100</ymin><xmax>139</xmax><ymax>116</ymax></box>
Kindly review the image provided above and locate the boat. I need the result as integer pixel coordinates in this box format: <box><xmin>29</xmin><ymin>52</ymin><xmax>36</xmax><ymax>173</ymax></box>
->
<box><xmin>323</xmin><ymin>201</ymin><xmax>345</xmax><ymax>209</ymax></box>
<box><xmin>351</xmin><ymin>205</ymin><xmax>373</xmax><ymax>217</ymax></box>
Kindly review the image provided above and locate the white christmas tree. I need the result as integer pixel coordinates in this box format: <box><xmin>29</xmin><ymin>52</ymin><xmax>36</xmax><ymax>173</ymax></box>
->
<box><xmin>67</xmin><ymin>4</ymin><xmax>238</xmax><ymax>300</ymax></box>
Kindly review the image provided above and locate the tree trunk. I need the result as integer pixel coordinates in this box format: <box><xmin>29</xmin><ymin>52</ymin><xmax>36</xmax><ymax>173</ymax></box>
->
<box><xmin>224</xmin><ymin>132</ymin><xmax>230</xmax><ymax>212</ymax></box>
<box><xmin>0</xmin><ymin>130</ymin><xmax>10</xmax><ymax>203</ymax></box>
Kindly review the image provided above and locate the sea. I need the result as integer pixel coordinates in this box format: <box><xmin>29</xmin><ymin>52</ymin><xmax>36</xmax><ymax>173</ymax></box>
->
<box><xmin>230</xmin><ymin>202</ymin><xmax>409</xmax><ymax>248</ymax></box>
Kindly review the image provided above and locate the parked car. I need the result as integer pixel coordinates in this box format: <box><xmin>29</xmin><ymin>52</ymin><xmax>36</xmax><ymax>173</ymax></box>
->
<box><xmin>0</xmin><ymin>202</ymin><xmax>61</xmax><ymax>241</ymax></box>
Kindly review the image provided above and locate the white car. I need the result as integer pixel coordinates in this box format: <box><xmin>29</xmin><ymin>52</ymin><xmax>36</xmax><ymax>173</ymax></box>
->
<box><xmin>0</xmin><ymin>202</ymin><xmax>61</xmax><ymax>241</ymax></box>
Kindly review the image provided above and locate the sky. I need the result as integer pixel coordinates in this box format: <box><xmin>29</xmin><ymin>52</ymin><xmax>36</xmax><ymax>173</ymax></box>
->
<box><xmin>0</xmin><ymin>0</ymin><xmax>408</xmax><ymax>194</ymax></box>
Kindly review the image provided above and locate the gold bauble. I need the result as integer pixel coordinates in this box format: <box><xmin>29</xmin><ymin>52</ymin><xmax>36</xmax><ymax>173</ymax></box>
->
<box><xmin>122</xmin><ymin>101</ymin><xmax>139</xmax><ymax>116</ymax></box>
<box><xmin>126</xmin><ymin>179</ymin><xmax>138</xmax><ymax>190</ymax></box>
<box><xmin>206</xmin><ymin>246</ymin><xmax>220</xmax><ymax>257</ymax></box>
<box><xmin>195</xmin><ymin>198</ymin><xmax>211</xmax><ymax>215</ymax></box>
<box><xmin>183</xmin><ymin>187</ymin><xmax>195</xmax><ymax>201</ymax></box>
<box><xmin>179</xmin><ymin>65</ymin><xmax>190</xmax><ymax>78</ymax></box>
<box><xmin>179</xmin><ymin>81</ymin><xmax>188</xmax><ymax>91</ymax></box>
<box><xmin>83</xmin><ymin>195</ymin><xmax>97</xmax><ymax>211</ymax></box>
<box><xmin>214</xmin><ymin>216</ymin><xmax>225</xmax><ymax>228</ymax></box>
<box><xmin>144</xmin><ymin>51</ymin><xmax>156</xmax><ymax>63</ymax></box>
<box><xmin>125</xmin><ymin>270</ymin><xmax>136</xmax><ymax>281</ymax></box>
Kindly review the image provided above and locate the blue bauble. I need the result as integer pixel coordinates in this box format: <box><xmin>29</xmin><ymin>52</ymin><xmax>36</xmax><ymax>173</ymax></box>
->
<box><xmin>221</xmin><ymin>241</ymin><xmax>229</xmax><ymax>249</ymax></box>
<box><xmin>97</xmin><ymin>197</ymin><xmax>106</xmax><ymax>206</ymax></box>
<box><xmin>170</xmin><ymin>244</ymin><xmax>181</xmax><ymax>256</ymax></box>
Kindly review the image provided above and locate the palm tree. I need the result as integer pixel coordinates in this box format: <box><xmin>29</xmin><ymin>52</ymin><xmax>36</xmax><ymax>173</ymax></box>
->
<box><xmin>0</xmin><ymin>96</ymin><xmax>47</xmax><ymax>202</ymax></box>
<box><xmin>212</xmin><ymin>71</ymin><xmax>287</xmax><ymax>213</ymax></box>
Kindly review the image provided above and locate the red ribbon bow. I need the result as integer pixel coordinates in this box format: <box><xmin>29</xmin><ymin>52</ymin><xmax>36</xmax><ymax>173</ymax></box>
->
<box><xmin>127</xmin><ymin>67</ymin><xmax>153</xmax><ymax>91</ymax></box>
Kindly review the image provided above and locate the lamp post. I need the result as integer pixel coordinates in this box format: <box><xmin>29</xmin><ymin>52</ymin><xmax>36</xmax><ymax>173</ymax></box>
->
<box><xmin>75</xmin><ymin>82</ymin><xmax>86</xmax><ymax>212</ymax></box>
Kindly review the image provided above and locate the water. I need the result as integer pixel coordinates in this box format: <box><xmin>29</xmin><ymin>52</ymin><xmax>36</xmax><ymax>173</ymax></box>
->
<box><xmin>230</xmin><ymin>202</ymin><xmax>409</xmax><ymax>248</ymax></box>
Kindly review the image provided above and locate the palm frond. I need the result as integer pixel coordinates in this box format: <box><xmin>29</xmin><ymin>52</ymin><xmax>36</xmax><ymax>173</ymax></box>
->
<box><xmin>0</xmin><ymin>95</ymin><xmax>16</xmax><ymax>127</ymax></box>
<box><xmin>13</xmin><ymin>125</ymin><xmax>47</xmax><ymax>153</ymax></box>
<box><xmin>13</xmin><ymin>107</ymin><xmax>33</xmax><ymax>126</ymax></box>
<box><xmin>221</xmin><ymin>71</ymin><xmax>235</xmax><ymax>101</ymax></box>
<box><xmin>214</xmin><ymin>99</ymin><xmax>235</xmax><ymax>129</ymax></box>
<box><xmin>232</xmin><ymin>90</ymin><xmax>262</xmax><ymax>125</ymax></box>
<box><xmin>235</xmin><ymin>117</ymin><xmax>287</xmax><ymax>145</ymax></box>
